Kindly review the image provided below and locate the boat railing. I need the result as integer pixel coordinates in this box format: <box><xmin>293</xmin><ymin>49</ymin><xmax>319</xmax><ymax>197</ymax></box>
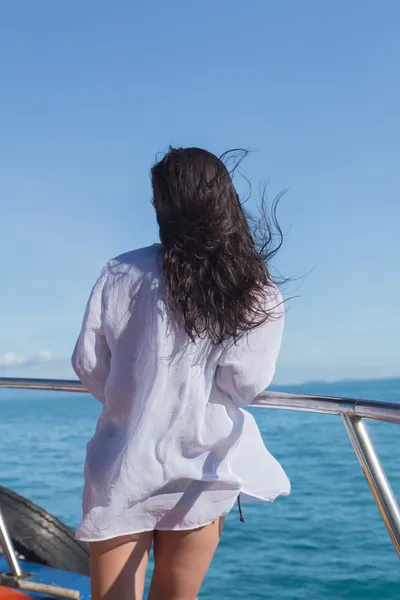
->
<box><xmin>0</xmin><ymin>377</ymin><xmax>399</xmax><ymax>578</ymax></box>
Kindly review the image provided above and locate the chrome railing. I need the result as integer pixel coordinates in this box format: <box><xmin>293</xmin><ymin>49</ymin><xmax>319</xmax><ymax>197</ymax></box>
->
<box><xmin>0</xmin><ymin>377</ymin><xmax>399</xmax><ymax>568</ymax></box>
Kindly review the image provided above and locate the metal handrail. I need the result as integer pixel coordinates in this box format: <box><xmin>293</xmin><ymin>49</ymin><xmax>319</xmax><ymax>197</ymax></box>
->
<box><xmin>0</xmin><ymin>510</ymin><xmax>22</xmax><ymax>577</ymax></box>
<box><xmin>0</xmin><ymin>376</ymin><xmax>399</xmax><ymax>568</ymax></box>
<box><xmin>1</xmin><ymin>377</ymin><xmax>400</xmax><ymax>423</ymax></box>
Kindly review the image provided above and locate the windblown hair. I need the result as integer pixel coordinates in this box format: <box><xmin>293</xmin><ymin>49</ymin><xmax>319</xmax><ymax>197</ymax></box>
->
<box><xmin>151</xmin><ymin>147</ymin><xmax>284</xmax><ymax>344</ymax></box>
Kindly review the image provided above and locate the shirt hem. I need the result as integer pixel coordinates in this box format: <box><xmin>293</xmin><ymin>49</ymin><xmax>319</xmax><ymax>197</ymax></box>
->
<box><xmin>240</xmin><ymin>488</ymin><xmax>291</xmax><ymax>503</ymax></box>
<box><xmin>76</xmin><ymin>487</ymin><xmax>290</xmax><ymax>542</ymax></box>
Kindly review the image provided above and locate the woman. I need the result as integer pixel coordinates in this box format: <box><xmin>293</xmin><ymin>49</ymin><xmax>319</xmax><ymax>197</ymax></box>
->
<box><xmin>72</xmin><ymin>147</ymin><xmax>290</xmax><ymax>600</ymax></box>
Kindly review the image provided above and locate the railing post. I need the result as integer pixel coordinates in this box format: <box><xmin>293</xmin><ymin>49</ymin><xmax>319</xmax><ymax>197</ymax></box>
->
<box><xmin>342</xmin><ymin>415</ymin><xmax>400</xmax><ymax>557</ymax></box>
<box><xmin>0</xmin><ymin>509</ymin><xmax>22</xmax><ymax>577</ymax></box>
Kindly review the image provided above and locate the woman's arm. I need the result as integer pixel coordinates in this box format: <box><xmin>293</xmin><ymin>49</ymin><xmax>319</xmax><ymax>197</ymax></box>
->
<box><xmin>214</xmin><ymin>288</ymin><xmax>284</xmax><ymax>408</ymax></box>
<box><xmin>71</xmin><ymin>266</ymin><xmax>111</xmax><ymax>404</ymax></box>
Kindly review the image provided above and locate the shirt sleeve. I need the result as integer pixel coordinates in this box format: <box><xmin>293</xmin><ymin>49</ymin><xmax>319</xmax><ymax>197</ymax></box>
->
<box><xmin>71</xmin><ymin>266</ymin><xmax>111</xmax><ymax>404</ymax></box>
<box><xmin>214</xmin><ymin>288</ymin><xmax>284</xmax><ymax>408</ymax></box>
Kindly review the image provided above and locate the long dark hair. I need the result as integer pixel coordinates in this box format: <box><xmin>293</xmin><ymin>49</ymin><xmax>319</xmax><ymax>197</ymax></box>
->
<box><xmin>151</xmin><ymin>147</ymin><xmax>284</xmax><ymax>344</ymax></box>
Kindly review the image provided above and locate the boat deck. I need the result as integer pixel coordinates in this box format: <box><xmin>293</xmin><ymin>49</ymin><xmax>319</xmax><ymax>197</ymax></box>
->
<box><xmin>0</xmin><ymin>557</ymin><xmax>90</xmax><ymax>599</ymax></box>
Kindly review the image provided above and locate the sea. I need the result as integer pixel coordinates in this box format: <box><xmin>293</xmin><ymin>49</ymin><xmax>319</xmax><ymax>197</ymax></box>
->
<box><xmin>0</xmin><ymin>377</ymin><xmax>399</xmax><ymax>599</ymax></box>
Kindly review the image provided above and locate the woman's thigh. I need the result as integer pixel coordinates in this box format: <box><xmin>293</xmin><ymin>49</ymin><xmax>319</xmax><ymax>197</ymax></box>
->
<box><xmin>89</xmin><ymin>531</ymin><xmax>154</xmax><ymax>600</ymax></box>
<box><xmin>148</xmin><ymin>518</ymin><xmax>224</xmax><ymax>600</ymax></box>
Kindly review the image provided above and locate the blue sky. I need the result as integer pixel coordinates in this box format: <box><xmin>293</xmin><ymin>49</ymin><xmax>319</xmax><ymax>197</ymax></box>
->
<box><xmin>0</xmin><ymin>1</ymin><xmax>399</xmax><ymax>385</ymax></box>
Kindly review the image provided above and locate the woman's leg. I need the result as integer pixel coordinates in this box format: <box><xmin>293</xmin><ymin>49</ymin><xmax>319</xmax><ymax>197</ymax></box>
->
<box><xmin>148</xmin><ymin>518</ymin><xmax>224</xmax><ymax>600</ymax></box>
<box><xmin>89</xmin><ymin>531</ymin><xmax>154</xmax><ymax>600</ymax></box>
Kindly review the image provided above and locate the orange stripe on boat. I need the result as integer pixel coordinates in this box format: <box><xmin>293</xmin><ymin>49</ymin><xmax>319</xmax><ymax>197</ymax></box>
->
<box><xmin>0</xmin><ymin>587</ymin><xmax>33</xmax><ymax>599</ymax></box>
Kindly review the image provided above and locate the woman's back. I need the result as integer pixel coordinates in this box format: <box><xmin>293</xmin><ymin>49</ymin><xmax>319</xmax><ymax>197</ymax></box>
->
<box><xmin>73</xmin><ymin>243</ymin><xmax>289</xmax><ymax>541</ymax></box>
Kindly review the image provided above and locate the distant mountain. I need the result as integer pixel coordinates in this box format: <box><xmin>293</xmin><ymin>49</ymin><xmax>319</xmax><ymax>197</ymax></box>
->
<box><xmin>270</xmin><ymin>376</ymin><xmax>400</xmax><ymax>402</ymax></box>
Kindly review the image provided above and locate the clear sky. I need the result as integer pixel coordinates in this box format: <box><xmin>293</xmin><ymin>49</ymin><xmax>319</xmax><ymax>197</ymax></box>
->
<box><xmin>1</xmin><ymin>1</ymin><xmax>399</xmax><ymax>385</ymax></box>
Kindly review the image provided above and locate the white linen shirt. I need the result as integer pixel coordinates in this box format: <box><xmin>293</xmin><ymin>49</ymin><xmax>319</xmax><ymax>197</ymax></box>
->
<box><xmin>72</xmin><ymin>244</ymin><xmax>290</xmax><ymax>541</ymax></box>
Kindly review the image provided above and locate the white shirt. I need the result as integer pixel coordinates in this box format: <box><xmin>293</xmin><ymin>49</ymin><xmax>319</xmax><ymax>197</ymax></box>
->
<box><xmin>72</xmin><ymin>244</ymin><xmax>290</xmax><ymax>541</ymax></box>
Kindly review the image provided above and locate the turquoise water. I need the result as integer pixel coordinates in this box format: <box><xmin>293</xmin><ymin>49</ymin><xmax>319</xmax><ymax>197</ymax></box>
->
<box><xmin>1</xmin><ymin>378</ymin><xmax>399</xmax><ymax>599</ymax></box>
